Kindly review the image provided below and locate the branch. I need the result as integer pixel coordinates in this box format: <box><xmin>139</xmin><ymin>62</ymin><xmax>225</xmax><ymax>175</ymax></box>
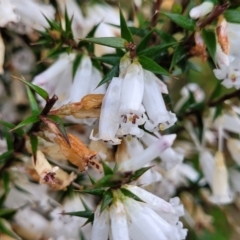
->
<box><xmin>208</xmin><ymin>89</ymin><xmax>240</xmax><ymax>107</ymax></box>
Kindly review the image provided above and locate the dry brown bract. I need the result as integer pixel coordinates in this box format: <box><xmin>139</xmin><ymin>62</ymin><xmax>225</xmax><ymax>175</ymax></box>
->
<box><xmin>55</xmin><ymin>133</ymin><xmax>102</xmax><ymax>172</ymax></box>
<box><xmin>32</xmin><ymin>150</ymin><xmax>76</xmax><ymax>190</ymax></box>
<box><xmin>216</xmin><ymin>15</ymin><xmax>229</xmax><ymax>55</ymax></box>
<box><xmin>49</xmin><ymin>94</ymin><xmax>104</xmax><ymax>119</ymax></box>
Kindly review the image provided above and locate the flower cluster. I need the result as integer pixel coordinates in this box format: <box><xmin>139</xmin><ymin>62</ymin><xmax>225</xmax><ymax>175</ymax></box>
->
<box><xmin>91</xmin><ymin>54</ymin><xmax>177</xmax><ymax>144</ymax></box>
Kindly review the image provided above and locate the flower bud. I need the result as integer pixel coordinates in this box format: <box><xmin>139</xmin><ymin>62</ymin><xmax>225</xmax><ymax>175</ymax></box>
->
<box><xmin>189</xmin><ymin>1</ymin><xmax>214</xmax><ymax>19</ymax></box>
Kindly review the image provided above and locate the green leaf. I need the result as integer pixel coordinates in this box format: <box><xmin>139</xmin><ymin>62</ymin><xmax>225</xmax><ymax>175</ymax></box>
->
<box><xmin>136</xmin><ymin>30</ymin><xmax>153</xmax><ymax>52</ymax></box>
<box><xmin>0</xmin><ymin>208</ymin><xmax>17</xmax><ymax>218</ymax></box>
<box><xmin>62</xmin><ymin>210</ymin><xmax>93</xmax><ymax>218</ymax></box>
<box><xmin>47</xmin><ymin>115</ymin><xmax>70</xmax><ymax>145</ymax></box>
<box><xmin>87</xmin><ymin>173</ymin><xmax>97</xmax><ymax>185</ymax></box>
<box><xmin>30</xmin><ymin>134</ymin><xmax>38</xmax><ymax>164</ymax></box>
<box><xmin>3</xmin><ymin>172</ymin><xmax>10</xmax><ymax>193</ymax></box>
<box><xmin>13</xmin><ymin>76</ymin><xmax>49</xmax><ymax>101</ymax></box>
<box><xmin>26</xmin><ymin>86</ymin><xmax>39</xmax><ymax>114</ymax></box>
<box><xmin>3</xmin><ymin>127</ymin><xmax>13</xmax><ymax>151</ymax></box>
<box><xmin>213</xmin><ymin>104</ymin><xmax>223</xmax><ymax>121</ymax></box>
<box><xmin>138</xmin><ymin>55</ymin><xmax>169</xmax><ymax>76</ymax></box>
<box><xmin>100</xmin><ymin>189</ymin><xmax>113</xmax><ymax>213</ymax></box>
<box><xmin>162</xmin><ymin>12</ymin><xmax>196</xmax><ymax>31</ymax></box>
<box><xmin>170</xmin><ymin>43</ymin><xmax>186</xmax><ymax>70</ymax></box>
<box><xmin>0</xmin><ymin>150</ymin><xmax>13</xmax><ymax>165</ymax></box>
<box><xmin>202</xmin><ymin>29</ymin><xmax>216</xmax><ymax>62</ymax></box>
<box><xmin>0</xmin><ymin>218</ymin><xmax>21</xmax><ymax>239</ymax></box>
<box><xmin>102</xmin><ymin>160</ymin><xmax>113</xmax><ymax>175</ymax></box>
<box><xmin>224</xmin><ymin>9</ymin><xmax>240</xmax><ymax>23</ymax></box>
<box><xmin>82</xmin><ymin>37</ymin><xmax>127</xmax><ymax>49</ymax></box>
<box><xmin>94</xmin><ymin>175</ymin><xmax>114</xmax><ymax>188</ymax></box>
<box><xmin>97</xmin><ymin>64</ymin><xmax>119</xmax><ymax>87</ymax></box>
<box><xmin>120</xmin><ymin>8</ymin><xmax>133</xmax><ymax>42</ymax></box>
<box><xmin>72</xmin><ymin>54</ymin><xmax>83</xmax><ymax>78</ymax></box>
<box><xmin>129</xmin><ymin>166</ymin><xmax>153</xmax><ymax>182</ymax></box>
<box><xmin>120</xmin><ymin>188</ymin><xmax>144</xmax><ymax>202</ymax></box>
<box><xmin>138</xmin><ymin>42</ymin><xmax>177</xmax><ymax>58</ymax></box>
<box><xmin>0</xmin><ymin>120</ymin><xmax>24</xmax><ymax>137</ymax></box>
<box><xmin>80</xmin><ymin>188</ymin><xmax>105</xmax><ymax>196</ymax></box>
<box><xmin>11</xmin><ymin>115</ymin><xmax>39</xmax><ymax>132</ymax></box>
<box><xmin>64</xmin><ymin>8</ymin><xmax>74</xmax><ymax>38</ymax></box>
<box><xmin>94</xmin><ymin>55</ymin><xmax>120</xmax><ymax>66</ymax></box>
<box><xmin>155</xmin><ymin>30</ymin><xmax>176</xmax><ymax>43</ymax></box>
<box><xmin>80</xmin><ymin>197</ymin><xmax>91</xmax><ymax>211</ymax></box>
<box><xmin>81</xmin><ymin>214</ymin><xmax>94</xmax><ymax>227</ymax></box>
<box><xmin>209</xmin><ymin>81</ymin><xmax>222</xmax><ymax>101</ymax></box>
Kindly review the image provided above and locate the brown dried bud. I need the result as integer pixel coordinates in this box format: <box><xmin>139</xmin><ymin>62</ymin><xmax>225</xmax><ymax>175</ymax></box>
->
<box><xmin>49</xmin><ymin>94</ymin><xmax>104</xmax><ymax>118</ymax></box>
<box><xmin>32</xmin><ymin>150</ymin><xmax>76</xmax><ymax>190</ymax></box>
<box><xmin>55</xmin><ymin>133</ymin><xmax>102</xmax><ymax>172</ymax></box>
<box><xmin>216</xmin><ymin>15</ymin><xmax>229</xmax><ymax>55</ymax></box>
<box><xmin>190</xmin><ymin>31</ymin><xmax>208</xmax><ymax>62</ymax></box>
<box><xmin>48</xmin><ymin>30</ymin><xmax>61</xmax><ymax>40</ymax></box>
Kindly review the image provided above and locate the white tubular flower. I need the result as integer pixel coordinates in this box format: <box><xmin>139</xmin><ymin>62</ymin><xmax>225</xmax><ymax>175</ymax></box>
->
<box><xmin>227</xmin><ymin>23</ymin><xmax>240</xmax><ymax>57</ymax></box>
<box><xmin>141</xmin><ymin>132</ymin><xmax>183</xmax><ymax>170</ymax></box>
<box><xmin>0</xmin><ymin>33</ymin><xmax>5</xmax><ymax>74</ymax></box>
<box><xmin>229</xmin><ymin>168</ymin><xmax>240</xmax><ymax>193</ymax></box>
<box><xmin>213</xmin><ymin>58</ymin><xmax>240</xmax><ymax>89</ymax></box>
<box><xmin>32</xmin><ymin>53</ymin><xmax>75</xmax><ymax>107</ymax></box>
<box><xmin>118</xmin><ymin>61</ymin><xmax>145</xmax><ymax>137</ymax></box>
<box><xmin>125</xmin><ymin>185</ymin><xmax>184</xmax><ymax>221</ymax></box>
<box><xmin>143</xmin><ymin>70</ymin><xmax>174</xmax><ymax>131</ymax></box>
<box><xmin>189</xmin><ymin>1</ymin><xmax>214</xmax><ymax>19</ymax></box>
<box><xmin>119</xmin><ymin>134</ymin><xmax>176</xmax><ymax>171</ymax></box>
<box><xmin>91</xmin><ymin>205</ymin><xmax>110</xmax><ymax>240</ymax></box>
<box><xmin>49</xmin><ymin>195</ymin><xmax>92</xmax><ymax>240</ymax></box>
<box><xmin>11</xmin><ymin>0</ymin><xmax>55</xmax><ymax>33</ymax></box>
<box><xmin>69</xmin><ymin>55</ymin><xmax>92</xmax><ymax>102</ymax></box>
<box><xmin>56</xmin><ymin>0</ymin><xmax>85</xmax><ymax>39</ymax></box>
<box><xmin>120</xmin><ymin>61</ymin><xmax>144</xmax><ymax>115</ymax></box>
<box><xmin>214</xmin><ymin>114</ymin><xmax>240</xmax><ymax>135</ymax></box>
<box><xmin>90</xmin><ymin>77</ymin><xmax>122</xmax><ymax>145</ymax></box>
<box><xmin>14</xmin><ymin>207</ymin><xmax>49</xmax><ymax>240</ymax></box>
<box><xmin>175</xmin><ymin>83</ymin><xmax>205</xmax><ymax>112</ymax></box>
<box><xmin>227</xmin><ymin>138</ymin><xmax>240</xmax><ymax>166</ymax></box>
<box><xmin>110</xmin><ymin>200</ymin><xmax>130</xmax><ymax>240</ymax></box>
<box><xmin>0</xmin><ymin>0</ymin><xmax>19</xmax><ymax>27</ymax></box>
<box><xmin>199</xmin><ymin>150</ymin><xmax>214</xmax><ymax>188</ymax></box>
<box><xmin>209</xmin><ymin>151</ymin><xmax>233</xmax><ymax>204</ymax></box>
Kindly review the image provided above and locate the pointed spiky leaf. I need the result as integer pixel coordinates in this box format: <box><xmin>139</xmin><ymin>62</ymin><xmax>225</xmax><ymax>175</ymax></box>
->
<box><xmin>100</xmin><ymin>189</ymin><xmax>113</xmax><ymax>213</ymax></box>
<box><xmin>102</xmin><ymin>160</ymin><xmax>113</xmax><ymax>175</ymax></box>
<box><xmin>120</xmin><ymin>8</ymin><xmax>133</xmax><ymax>42</ymax></box>
<box><xmin>120</xmin><ymin>188</ymin><xmax>144</xmax><ymax>202</ymax></box>
<box><xmin>13</xmin><ymin>76</ymin><xmax>49</xmax><ymax>100</ymax></box>
<box><xmin>97</xmin><ymin>64</ymin><xmax>119</xmax><ymax>87</ymax></box>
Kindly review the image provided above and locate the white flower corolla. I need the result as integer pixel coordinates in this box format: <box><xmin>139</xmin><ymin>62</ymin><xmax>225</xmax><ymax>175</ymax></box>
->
<box><xmin>120</xmin><ymin>61</ymin><xmax>144</xmax><ymax>115</ymax></box>
<box><xmin>189</xmin><ymin>1</ymin><xmax>214</xmax><ymax>19</ymax></box>
<box><xmin>199</xmin><ymin>150</ymin><xmax>214</xmax><ymax>188</ymax></box>
<box><xmin>213</xmin><ymin>58</ymin><xmax>240</xmax><ymax>89</ymax></box>
<box><xmin>56</xmin><ymin>0</ymin><xmax>85</xmax><ymax>39</ymax></box>
<box><xmin>90</xmin><ymin>77</ymin><xmax>122</xmax><ymax>145</ymax></box>
<box><xmin>143</xmin><ymin>70</ymin><xmax>175</xmax><ymax>131</ymax></box>
<box><xmin>141</xmin><ymin>132</ymin><xmax>184</xmax><ymax>170</ymax></box>
<box><xmin>92</xmin><ymin>187</ymin><xmax>187</xmax><ymax>240</ymax></box>
<box><xmin>209</xmin><ymin>151</ymin><xmax>233</xmax><ymax>204</ymax></box>
<box><xmin>0</xmin><ymin>0</ymin><xmax>19</xmax><ymax>27</ymax></box>
<box><xmin>49</xmin><ymin>195</ymin><xmax>93</xmax><ymax>240</ymax></box>
<box><xmin>227</xmin><ymin>23</ymin><xmax>240</xmax><ymax>57</ymax></box>
<box><xmin>10</xmin><ymin>0</ymin><xmax>55</xmax><ymax>34</ymax></box>
<box><xmin>227</xmin><ymin>138</ymin><xmax>240</xmax><ymax>166</ymax></box>
<box><xmin>174</xmin><ymin>83</ymin><xmax>205</xmax><ymax>112</ymax></box>
<box><xmin>91</xmin><ymin>205</ymin><xmax>110</xmax><ymax>240</ymax></box>
<box><xmin>33</xmin><ymin>53</ymin><xmax>75</xmax><ymax>107</ymax></box>
<box><xmin>84</xmin><ymin>4</ymin><xmax>120</xmax><ymax>56</ymax></box>
<box><xmin>109</xmin><ymin>200</ymin><xmax>129</xmax><ymax>240</ymax></box>
<box><xmin>5</xmin><ymin>181</ymin><xmax>56</xmax><ymax>211</ymax></box>
<box><xmin>14</xmin><ymin>207</ymin><xmax>49</xmax><ymax>240</ymax></box>
<box><xmin>229</xmin><ymin>168</ymin><xmax>240</xmax><ymax>193</ymax></box>
<box><xmin>119</xmin><ymin>134</ymin><xmax>176</xmax><ymax>171</ymax></box>
<box><xmin>214</xmin><ymin>113</ymin><xmax>240</xmax><ymax>135</ymax></box>
<box><xmin>116</xmin><ymin>136</ymin><xmax>162</xmax><ymax>186</ymax></box>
